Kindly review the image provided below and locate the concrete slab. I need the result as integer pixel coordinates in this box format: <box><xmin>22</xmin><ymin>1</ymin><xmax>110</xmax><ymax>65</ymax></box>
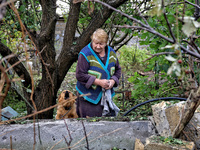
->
<box><xmin>0</xmin><ymin>119</ymin><xmax>156</xmax><ymax>150</ymax></box>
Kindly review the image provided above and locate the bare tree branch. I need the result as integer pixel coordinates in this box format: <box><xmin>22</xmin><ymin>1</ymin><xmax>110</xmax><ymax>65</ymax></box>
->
<box><xmin>115</xmin><ymin>35</ymin><xmax>133</xmax><ymax>52</ymax></box>
<box><xmin>89</xmin><ymin>0</ymin><xmax>151</xmax><ymax>29</ymax></box>
<box><xmin>162</xmin><ymin>0</ymin><xmax>176</xmax><ymax>43</ymax></box>
<box><xmin>114</xmin><ymin>25</ymin><xmax>200</xmax><ymax>59</ymax></box>
<box><xmin>185</xmin><ymin>0</ymin><xmax>200</xmax><ymax>9</ymax></box>
<box><xmin>91</xmin><ymin>0</ymin><xmax>200</xmax><ymax>61</ymax></box>
<box><xmin>114</xmin><ymin>25</ymin><xmax>174</xmax><ymax>43</ymax></box>
<box><xmin>144</xmin><ymin>52</ymin><xmax>176</xmax><ymax>62</ymax></box>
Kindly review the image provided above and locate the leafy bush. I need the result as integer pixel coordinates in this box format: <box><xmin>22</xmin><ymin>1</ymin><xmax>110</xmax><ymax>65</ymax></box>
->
<box><xmin>115</xmin><ymin>45</ymin><xmax>185</xmax><ymax>118</ymax></box>
<box><xmin>118</xmin><ymin>45</ymin><xmax>149</xmax><ymax>75</ymax></box>
<box><xmin>128</xmin><ymin>72</ymin><xmax>180</xmax><ymax>100</ymax></box>
<box><xmin>3</xmin><ymin>89</ymin><xmax>26</xmax><ymax>115</ymax></box>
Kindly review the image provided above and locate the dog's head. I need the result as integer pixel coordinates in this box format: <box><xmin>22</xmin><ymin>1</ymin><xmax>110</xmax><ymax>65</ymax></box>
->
<box><xmin>58</xmin><ymin>90</ymin><xmax>75</xmax><ymax>109</ymax></box>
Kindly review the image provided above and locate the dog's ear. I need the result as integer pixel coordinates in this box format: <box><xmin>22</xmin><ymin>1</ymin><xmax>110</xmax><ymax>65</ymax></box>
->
<box><xmin>64</xmin><ymin>90</ymin><xmax>69</xmax><ymax>99</ymax></box>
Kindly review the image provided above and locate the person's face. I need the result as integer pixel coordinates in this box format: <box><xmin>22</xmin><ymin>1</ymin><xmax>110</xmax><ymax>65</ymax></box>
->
<box><xmin>92</xmin><ymin>40</ymin><xmax>107</xmax><ymax>54</ymax></box>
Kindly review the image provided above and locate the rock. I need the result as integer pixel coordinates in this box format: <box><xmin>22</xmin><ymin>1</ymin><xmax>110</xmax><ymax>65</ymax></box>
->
<box><xmin>134</xmin><ymin>138</ymin><xmax>144</xmax><ymax>150</ymax></box>
<box><xmin>1</xmin><ymin>106</ymin><xmax>18</xmax><ymax>121</ymax></box>
<box><xmin>151</xmin><ymin>101</ymin><xmax>200</xmax><ymax>149</ymax></box>
<box><xmin>151</xmin><ymin>101</ymin><xmax>185</xmax><ymax>137</ymax></box>
<box><xmin>144</xmin><ymin>135</ymin><xmax>195</xmax><ymax>150</ymax></box>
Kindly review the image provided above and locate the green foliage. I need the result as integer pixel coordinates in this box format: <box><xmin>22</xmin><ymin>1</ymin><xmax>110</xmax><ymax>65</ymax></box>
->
<box><xmin>111</xmin><ymin>147</ymin><xmax>122</xmax><ymax>150</ymax></box>
<box><xmin>118</xmin><ymin>44</ymin><xmax>181</xmax><ymax>100</ymax></box>
<box><xmin>155</xmin><ymin>136</ymin><xmax>185</xmax><ymax>145</ymax></box>
<box><xmin>17</xmin><ymin>0</ymin><xmax>41</xmax><ymax>30</ymax></box>
<box><xmin>115</xmin><ymin>44</ymin><xmax>184</xmax><ymax>119</ymax></box>
<box><xmin>118</xmin><ymin>45</ymin><xmax>149</xmax><ymax>75</ymax></box>
<box><xmin>3</xmin><ymin>90</ymin><xmax>26</xmax><ymax>115</ymax></box>
<box><xmin>0</xmin><ymin>0</ymin><xmax>41</xmax><ymax>55</ymax></box>
<box><xmin>140</xmin><ymin>0</ymin><xmax>200</xmax><ymax>81</ymax></box>
<box><xmin>127</xmin><ymin>72</ymin><xmax>179</xmax><ymax>99</ymax></box>
<box><xmin>0</xmin><ymin>20</ymin><xmax>23</xmax><ymax>51</ymax></box>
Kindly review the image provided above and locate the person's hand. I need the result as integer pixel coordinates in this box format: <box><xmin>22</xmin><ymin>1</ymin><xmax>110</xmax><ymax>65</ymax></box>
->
<box><xmin>94</xmin><ymin>79</ymin><xmax>110</xmax><ymax>89</ymax></box>
<box><xmin>100</xmin><ymin>79</ymin><xmax>110</xmax><ymax>89</ymax></box>
<box><xmin>105</xmin><ymin>79</ymin><xmax>115</xmax><ymax>90</ymax></box>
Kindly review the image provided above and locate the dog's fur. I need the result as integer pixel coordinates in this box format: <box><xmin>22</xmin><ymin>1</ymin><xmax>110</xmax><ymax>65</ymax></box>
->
<box><xmin>55</xmin><ymin>90</ymin><xmax>78</xmax><ymax>119</ymax></box>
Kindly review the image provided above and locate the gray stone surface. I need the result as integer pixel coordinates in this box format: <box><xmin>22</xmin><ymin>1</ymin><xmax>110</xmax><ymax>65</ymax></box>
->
<box><xmin>0</xmin><ymin>119</ymin><xmax>156</xmax><ymax>150</ymax></box>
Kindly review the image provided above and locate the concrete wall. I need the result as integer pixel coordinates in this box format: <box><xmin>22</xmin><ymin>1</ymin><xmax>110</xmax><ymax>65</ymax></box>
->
<box><xmin>0</xmin><ymin>119</ymin><xmax>156</xmax><ymax>150</ymax></box>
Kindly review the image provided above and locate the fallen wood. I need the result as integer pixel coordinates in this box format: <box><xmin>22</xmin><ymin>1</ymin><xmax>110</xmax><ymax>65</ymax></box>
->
<box><xmin>172</xmin><ymin>88</ymin><xmax>200</xmax><ymax>138</ymax></box>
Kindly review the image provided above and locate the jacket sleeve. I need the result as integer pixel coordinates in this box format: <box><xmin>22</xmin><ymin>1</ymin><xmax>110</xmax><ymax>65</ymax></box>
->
<box><xmin>76</xmin><ymin>54</ymin><xmax>96</xmax><ymax>89</ymax></box>
<box><xmin>110</xmin><ymin>58</ymin><xmax>121</xmax><ymax>87</ymax></box>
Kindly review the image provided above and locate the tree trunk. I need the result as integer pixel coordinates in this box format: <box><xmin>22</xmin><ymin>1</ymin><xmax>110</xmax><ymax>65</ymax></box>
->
<box><xmin>0</xmin><ymin>0</ymin><xmax>128</xmax><ymax>119</ymax></box>
<box><xmin>29</xmin><ymin>0</ymin><xmax>58</xmax><ymax>119</ymax></box>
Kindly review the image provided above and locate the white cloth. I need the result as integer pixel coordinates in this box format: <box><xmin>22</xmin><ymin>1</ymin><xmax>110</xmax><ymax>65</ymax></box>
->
<box><xmin>101</xmin><ymin>88</ymin><xmax>120</xmax><ymax>116</ymax></box>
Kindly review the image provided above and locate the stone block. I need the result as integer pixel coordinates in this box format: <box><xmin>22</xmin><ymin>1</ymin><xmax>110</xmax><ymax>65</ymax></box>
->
<box><xmin>151</xmin><ymin>101</ymin><xmax>200</xmax><ymax>149</ymax></box>
<box><xmin>144</xmin><ymin>135</ymin><xmax>195</xmax><ymax>150</ymax></box>
<box><xmin>151</xmin><ymin>101</ymin><xmax>185</xmax><ymax>137</ymax></box>
<box><xmin>1</xmin><ymin>106</ymin><xmax>18</xmax><ymax>121</ymax></box>
<box><xmin>0</xmin><ymin>120</ymin><xmax>156</xmax><ymax>150</ymax></box>
<box><xmin>134</xmin><ymin>138</ymin><xmax>144</xmax><ymax>150</ymax></box>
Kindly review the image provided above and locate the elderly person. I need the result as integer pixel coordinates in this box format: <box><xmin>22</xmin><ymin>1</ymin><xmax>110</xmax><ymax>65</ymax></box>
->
<box><xmin>76</xmin><ymin>28</ymin><xmax>121</xmax><ymax>118</ymax></box>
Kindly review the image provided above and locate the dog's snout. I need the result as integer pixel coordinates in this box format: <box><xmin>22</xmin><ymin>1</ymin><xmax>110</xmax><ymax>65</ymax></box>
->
<box><xmin>64</xmin><ymin>91</ymin><xmax>69</xmax><ymax>99</ymax></box>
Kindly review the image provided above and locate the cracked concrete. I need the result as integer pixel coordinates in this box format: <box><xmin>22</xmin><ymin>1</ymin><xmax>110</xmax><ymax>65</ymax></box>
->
<box><xmin>0</xmin><ymin>119</ymin><xmax>156</xmax><ymax>150</ymax></box>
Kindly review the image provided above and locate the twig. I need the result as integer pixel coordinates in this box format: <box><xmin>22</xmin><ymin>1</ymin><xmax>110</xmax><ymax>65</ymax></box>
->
<box><xmin>143</xmin><ymin>52</ymin><xmax>176</xmax><ymax>62</ymax></box>
<box><xmin>90</xmin><ymin>0</ymin><xmax>200</xmax><ymax>59</ymax></box>
<box><xmin>63</xmin><ymin>119</ymin><xmax>73</xmax><ymax>150</ymax></box>
<box><xmin>9</xmin><ymin>2</ymin><xmax>38</xmax><ymax>114</ymax></box>
<box><xmin>89</xmin><ymin>0</ymin><xmax>150</xmax><ymax>29</ymax></box>
<box><xmin>135</xmin><ymin>3</ymin><xmax>149</xmax><ymax>26</ymax></box>
<box><xmin>50</xmin><ymin>138</ymin><xmax>65</xmax><ymax>150</ymax></box>
<box><xmin>162</xmin><ymin>0</ymin><xmax>176</xmax><ymax>43</ymax></box>
<box><xmin>71</xmin><ymin>127</ymin><xmax>125</xmax><ymax>150</ymax></box>
<box><xmin>0</xmin><ymin>93</ymin><xmax>89</xmax><ymax>125</ymax></box>
<box><xmin>81</xmin><ymin>120</ymin><xmax>90</xmax><ymax>150</ymax></box>
<box><xmin>70</xmin><ymin>131</ymin><xmax>92</xmax><ymax>149</ymax></box>
<box><xmin>57</xmin><ymin>127</ymin><xmax>125</xmax><ymax>150</ymax></box>
<box><xmin>0</xmin><ymin>54</ymin><xmax>16</xmax><ymax>64</ymax></box>
<box><xmin>9</xmin><ymin>2</ymin><xmax>55</xmax><ymax>95</ymax></box>
<box><xmin>53</xmin><ymin>131</ymin><xmax>92</xmax><ymax>150</ymax></box>
<box><xmin>5</xmin><ymin>58</ymin><xmax>26</xmax><ymax>73</ymax></box>
<box><xmin>182</xmin><ymin>130</ymin><xmax>192</xmax><ymax>141</ymax></box>
<box><xmin>0</xmin><ymin>100</ymin><xmax>62</xmax><ymax>124</ymax></box>
<box><xmin>37</xmin><ymin>120</ymin><xmax>43</xmax><ymax>146</ymax></box>
<box><xmin>62</xmin><ymin>134</ymin><xmax>71</xmax><ymax>150</ymax></box>
<box><xmin>182</xmin><ymin>39</ymin><xmax>200</xmax><ymax>54</ymax></box>
<box><xmin>0</xmin><ymin>0</ymin><xmax>17</xmax><ymax>9</ymax></box>
<box><xmin>185</xmin><ymin>0</ymin><xmax>200</xmax><ymax>9</ymax></box>
<box><xmin>0</xmin><ymin>129</ymin><xmax>15</xmax><ymax>137</ymax></box>
<box><xmin>10</xmin><ymin>136</ymin><xmax>12</xmax><ymax>150</ymax></box>
<box><xmin>114</xmin><ymin>25</ymin><xmax>174</xmax><ymax>43</ymax></box>
<box><xmin>115</xmin><ymin>24</ymin><xmax>200</xmax><ymax>59</ymax></box>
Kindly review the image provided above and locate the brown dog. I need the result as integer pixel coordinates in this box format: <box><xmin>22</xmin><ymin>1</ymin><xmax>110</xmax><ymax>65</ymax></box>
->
<box><xmin>55</xmin><ymin>90</ymin><xmax>78</xmax><ymax>119</ymax></box>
